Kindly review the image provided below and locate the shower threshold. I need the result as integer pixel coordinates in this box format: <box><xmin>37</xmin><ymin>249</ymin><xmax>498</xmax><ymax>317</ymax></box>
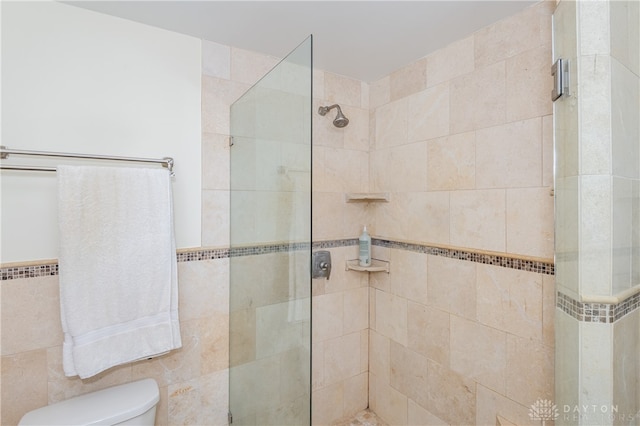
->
<box><xmin>331</xmin><ymin>409</ymin><xmax>388</xmax><ymax>426</ymax></box>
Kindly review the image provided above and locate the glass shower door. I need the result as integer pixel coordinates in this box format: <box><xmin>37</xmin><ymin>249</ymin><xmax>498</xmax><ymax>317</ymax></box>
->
<box><xmin>229</xmin><ymin>36</ymin><xmax>312</xmax><ymax>425</ymax></box>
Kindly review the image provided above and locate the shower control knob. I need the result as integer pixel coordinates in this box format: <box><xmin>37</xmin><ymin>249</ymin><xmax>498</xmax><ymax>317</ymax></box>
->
<box><xmin>312</xmin><ymin>251</ymin><xmax>332</xmax><ymax>279</ymax></box>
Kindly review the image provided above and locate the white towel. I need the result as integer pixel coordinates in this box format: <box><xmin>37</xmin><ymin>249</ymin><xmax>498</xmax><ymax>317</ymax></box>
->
<box><xmin>57</xmin><ymin>165</ymin><xmax>181</xmax><ymax>379</ymax></box>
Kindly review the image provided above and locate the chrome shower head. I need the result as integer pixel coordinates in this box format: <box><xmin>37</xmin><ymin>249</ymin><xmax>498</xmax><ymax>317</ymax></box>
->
<box><xmin>333</xmin><ymin>108</ymin><xmax>349</xmax><ymax>128</ymax></box>
<box><xmin>318</xmin><ymin>104</ymin><xmax>349</xmax><ymax>128</ymax></box>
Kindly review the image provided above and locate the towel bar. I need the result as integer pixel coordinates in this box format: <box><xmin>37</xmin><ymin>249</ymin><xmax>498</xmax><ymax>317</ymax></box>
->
<box><xmin>0</xmin><ymin>146</ymin><xmax>174</xmax><ymax>175</ymax></box>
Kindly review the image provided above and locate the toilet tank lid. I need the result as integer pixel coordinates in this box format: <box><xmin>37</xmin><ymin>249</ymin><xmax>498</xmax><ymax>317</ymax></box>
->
<box><xmin>19</xmin><ymin>378</ymin><xmax>159</xmax><ymax>426</ymax></box>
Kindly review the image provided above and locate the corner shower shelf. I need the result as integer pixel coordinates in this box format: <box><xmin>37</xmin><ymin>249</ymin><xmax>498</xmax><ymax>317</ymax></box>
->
<box><xmin>345</xmin><ymin>192</ymin><xmax>390</xmax><ymax>203</ymax></box>
<box><xmin>346</xmin><ymin>259</ymin><xmax>390</xmax><ymax>273</ymax></box>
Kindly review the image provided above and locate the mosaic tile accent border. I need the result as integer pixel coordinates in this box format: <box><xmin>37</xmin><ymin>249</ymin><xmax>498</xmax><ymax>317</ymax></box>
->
<box><xmin>1</xmin><ymin>237</ymin><xmax>557</xmax><ymax>279</ymax></box>
<box><xmin>1</xmin><ymin>264</ymin><xmax>59</xmax><ymax>281</ymax></box>
<box><xmin>176</xmin><ymin>248</ymin><xmax>229</xmax><ymax>262</ymax></box>
<box><xmin>230</xmin><ymin>242</ymin><xmax>310</xmax><ymax>257</ymax></box>
<box><xmin>313</xmin><ymin>239</ymin><xmax>358</xmax><ymax>249</ymax></box>
<box><xmin>373</xmin><ymin>238</ymin><xmax>555</xmax><ymax>275</ymax></box>
<box><xmin>181</xmin><ymin>239</ymin><xmax>357</xmax><ymax>260</ymax></box>
<box><xmin>0</xmin><ymin>243</ymin><xmax>313</xmax><ymax>279</ymax></box>
<box><xmin>557</xmin><ymin>291</ymin><xmax>640</xmax><ymax>323</ymax></box>
<box><xmin>3</xmin><ymin>241</ymin><xmax>638</xmax><ymax>323</ymax></box>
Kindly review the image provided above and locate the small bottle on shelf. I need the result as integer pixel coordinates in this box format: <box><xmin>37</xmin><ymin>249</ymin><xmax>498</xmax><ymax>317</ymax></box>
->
<box><xmin>358</xmin><ymin>225</ymin><xmax>371</xmax><ymax>267</ymax></box>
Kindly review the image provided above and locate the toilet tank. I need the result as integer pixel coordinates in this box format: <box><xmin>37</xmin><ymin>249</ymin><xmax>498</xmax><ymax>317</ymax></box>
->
<box><xmin>18</xmin><ymin>379</ymin><xmax>159</xmax><ymax>426</ymax></box>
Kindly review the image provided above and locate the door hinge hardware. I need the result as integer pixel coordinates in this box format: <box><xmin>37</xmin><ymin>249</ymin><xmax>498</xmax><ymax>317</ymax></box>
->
<box><xmin>551</xmin><ymin>58</ymin><xmax>570</xmax><ymax>101</ymax></box>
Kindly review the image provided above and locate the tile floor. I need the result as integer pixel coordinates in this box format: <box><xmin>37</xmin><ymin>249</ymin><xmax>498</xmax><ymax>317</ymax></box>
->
<box><xmin>331</xmin><ymin>409</ymin><xmax>388</xmax><ymax>426</ymax></box>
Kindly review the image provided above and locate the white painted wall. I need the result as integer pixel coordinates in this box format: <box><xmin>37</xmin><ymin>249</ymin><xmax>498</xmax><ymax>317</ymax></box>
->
<box><xmin>1</xmin><ymin>1</ymin><xmax>202</xmax><ymax>263</ymax></box>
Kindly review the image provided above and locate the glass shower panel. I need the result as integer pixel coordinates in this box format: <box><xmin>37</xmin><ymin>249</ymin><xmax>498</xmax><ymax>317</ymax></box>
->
<box><xmin>229</xmin><ymin>36</ymin><xmax>312</xmax><ymax>426</ymax></box>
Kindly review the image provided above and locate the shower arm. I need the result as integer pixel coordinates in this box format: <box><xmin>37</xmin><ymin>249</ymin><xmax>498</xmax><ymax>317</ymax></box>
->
<box><xmin>318</xmin><ymin>104</ymin><xmax>340</xmax><ymax>116</ymax></box>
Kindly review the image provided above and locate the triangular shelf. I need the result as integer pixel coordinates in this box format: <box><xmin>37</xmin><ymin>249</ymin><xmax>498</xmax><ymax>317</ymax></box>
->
<box><xmin>345</xmin><ymin>193</ymin><xmax>390</xmax><ymax>203</ymax></box>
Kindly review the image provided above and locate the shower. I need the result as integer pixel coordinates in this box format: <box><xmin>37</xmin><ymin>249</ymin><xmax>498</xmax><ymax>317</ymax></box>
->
<box><xmin>318</xmin><ymin>104</ymin><xmax>349</xmax><ymax>127</ymax></box>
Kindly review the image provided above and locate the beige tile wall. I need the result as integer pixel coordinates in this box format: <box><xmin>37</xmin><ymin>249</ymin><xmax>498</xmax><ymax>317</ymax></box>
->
<box><xmin>370</xmin><ymin>1</ymin><xmax>555</xmax><ymax>261</ymax></box>
<box><xmin>310</xmin><ymin>68</ymin><xmax>373</xmax><ymax>424</ymax></box>
<box><xmin>553</xmin><ymin>0</ymin><xmax>640</xmax><ymax>422</ymax></box>
<box><xmin>369</xmin><ymin>249</ymin><xmax>555</xmax><ymax>426</ymax></box>
<box><xmin>0</xmin><ymin>260</ymin><xmax>230</xmax><ymax>426</ymax></box>
<box><xmin>367</xmin><ymin>2</ymin><xmax>556</xmax><ymax>425</ymax></box>
<box><xmin>613</xmin><ymin>309</ymin><xmax>640</xmax><ymax>424</ymax></box>
<box><xmin>311</xmin><ymin>245</ymin><xmax>370</xmax><ymax>425</ymax></box>
<box><xmin>202</xmin><ymin>42</ymin><xmax>260</xmax><ymax>249</ymax></box>
<box><xmin>313</xmin><ymin>69</ymin><xmax>371</xmax><ymax>242</ymax></box>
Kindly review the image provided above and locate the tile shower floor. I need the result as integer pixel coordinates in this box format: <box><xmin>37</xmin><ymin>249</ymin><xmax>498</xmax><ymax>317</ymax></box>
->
<box><xmin>331</xmin><ymin>409</ymin><xmax>388</xmax><ymax>426</ymax></box>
